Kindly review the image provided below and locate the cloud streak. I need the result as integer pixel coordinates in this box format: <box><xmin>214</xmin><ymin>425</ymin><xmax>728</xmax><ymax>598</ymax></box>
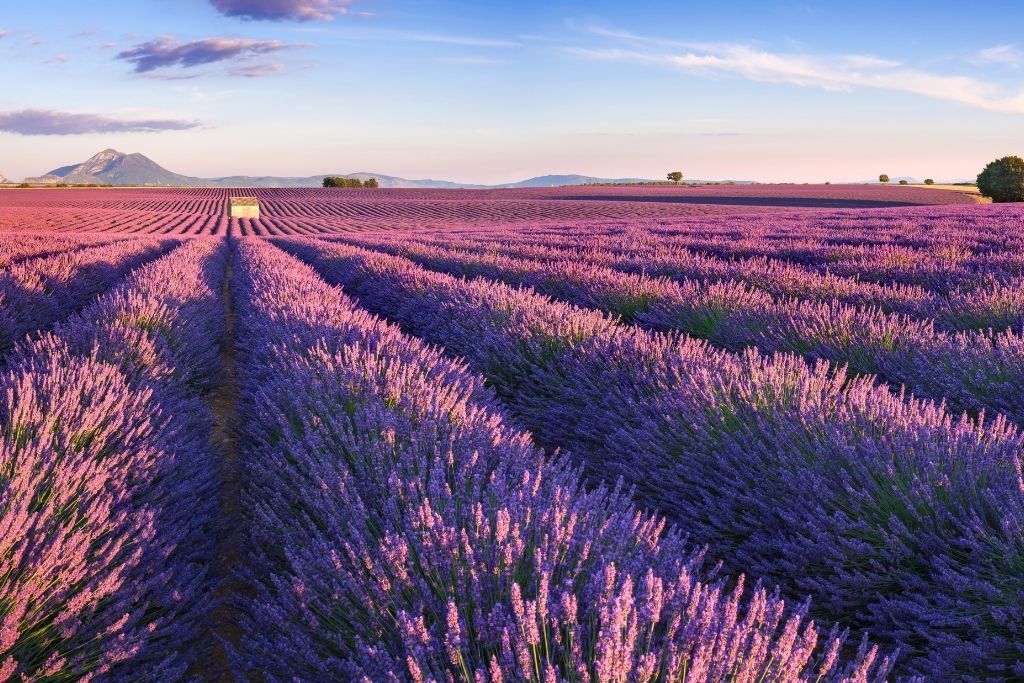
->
<box><xmin>570</xmin><ymin>30</ymin><xmax>1024</xmax><ymax>114</ymax></box>
<box><xmin>974</xmin><ymin>44</ymin><xmax>1022</xmax><ymax>68</ymax></box>
<box><xmin>210</xmin><ymin>0</ymin><xmax>357</xmax><ymax>21</ymax></box>
<box><xmin>298</xmin><ymin>26</ymin><xmax>520</xmax><ymax>48</ymax></box>
<box><xmin>230</xmin><ymin>61</ymin><xmax>284</xmax><ymax>77</ymax></box>
<box><xmin>0</xmin><ymin>109</ymin><xmax>200</xmax><ymax>135</ymax></box>
<box><xmin>437</xmin><ymin>56</ymin><xmax>510</xmax><ymax>65</ymax></box>
<box><xmin>396</xmin><ymin>32</ymin><xmax>519</xmax><ymax>48</ymax></box>
<box><xmin>117</xmin><ymin>36</ymin><xmax>303</xmax><ymax>73</ymax></box>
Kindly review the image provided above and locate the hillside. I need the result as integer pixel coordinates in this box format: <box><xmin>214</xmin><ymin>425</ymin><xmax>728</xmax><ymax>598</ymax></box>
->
<box><xmin>21</xmin><ymin>149</ymin><xmax>664</xmax><ymax>188</ymax></box>
<box><xmin>28</xmin><ymin>149</ymin><xmax>196</xmax><ymax>186</ymax></box>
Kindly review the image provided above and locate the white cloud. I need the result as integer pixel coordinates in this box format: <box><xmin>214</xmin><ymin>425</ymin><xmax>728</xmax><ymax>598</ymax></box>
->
<box><xmin>569</xmin><ymin>29</ymin><xmax>1024</xmax><ymax>114</ymax></box>
<box><xmin>973</xmin><ymin>44</ymin><xmax>1022</xmax><ymax>68</ymax></box>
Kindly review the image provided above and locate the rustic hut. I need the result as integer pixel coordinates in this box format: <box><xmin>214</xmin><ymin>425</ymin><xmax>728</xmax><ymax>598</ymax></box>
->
<box><xmin>229</xmin><ymin>196</ymin><xmax>260</xmax><ymax>219</ymax></box>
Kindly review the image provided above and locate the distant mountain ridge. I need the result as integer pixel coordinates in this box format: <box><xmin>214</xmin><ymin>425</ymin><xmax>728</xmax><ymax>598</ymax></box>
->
<box><xmin>0</xmin><ymin>171</ymin><xmax>7</xmax><ymax>184</ymax></box>
<box><xmin>500</xmin><ymin>174</ymin><xmax>656</xmax><ymax>188</ymax></box>
<box><xmin>22</xmin><ymin>149</ymin><xmax>663</xmax><ymax>189</ymax></box>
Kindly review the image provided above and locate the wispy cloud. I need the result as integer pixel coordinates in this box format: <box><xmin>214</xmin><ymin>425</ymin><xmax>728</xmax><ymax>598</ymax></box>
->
<box><xmin>210</xmin><ymin>0</ymin><xmax>359</xmax><ymax>22</ymax></box>
<box><xmin>973</xmin><ymin>44</ymin><xmax>1022</xmax><ymax>68</ymax></box>
<box><xmin>569</xmin><ymin>29</ymin><xmax>1024</xmax><ymax>114</ymax></box>
<box><xmin>0</xmin><ymin>109</ymin><xmax>200</xmax><ymax>135</ymax></box>
<box><xmin>297</xmin><ymin>26</ymin><xmax>520</xmax><ymax>48</ymax></box>
<box><xmin>0</xmin><ymin>29</ymin><xmax>10</xmax><ymax>39</ymax></box>
<box><xmin>438</xmin><ymin>56</ymin><xmax>510</xmax><ymax>65</ymax></box>
<box><xmin>229</xmin><ymin>61</ymin><xmax>284</xmax><ymax>77</ymax></box>
<box><xmin>384</xmin><ymin>31</ymin><xmax>520</xmax><ymax>48</ymax></box>
<box><xmin>117</xmin><ymin>36</ymin><xmax>305</xmax><ymax>73</ymax></box>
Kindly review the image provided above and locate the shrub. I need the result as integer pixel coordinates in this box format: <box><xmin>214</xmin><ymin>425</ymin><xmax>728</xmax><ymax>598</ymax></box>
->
<box><xmin>899</xmin><ymin>180</ymin><xmax>909</xmax><ymax>185</ymax></box>
<box><xmin>323</xmin><ymin>176</ymin><xmax>360</xmax><ymax>188</ymax></box>
<box><xmin>977</xmin><ymin>156</ymin><xmax>1024</xmax><ymax>203</ymax></box>
<box><xmin>924</xmin><ymin>178</ymin><xmax>935</xmax><ymax>185</ymax></box>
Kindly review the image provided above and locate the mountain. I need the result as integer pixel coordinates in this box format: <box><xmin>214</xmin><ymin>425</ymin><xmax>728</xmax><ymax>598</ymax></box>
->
<box><xmin>0</xmin><ymin>171</ymin><xmax>8</xmax><ymax>184</ymax></box>
<box><xmin>27</xmin><ymin>149</ymin><xmax>196</xmax><ymax>186</ymax></box>
<box><xmin>22</xmin><ymin>150</ymin><xmax>661</xmax><ymax>189</ymax></box>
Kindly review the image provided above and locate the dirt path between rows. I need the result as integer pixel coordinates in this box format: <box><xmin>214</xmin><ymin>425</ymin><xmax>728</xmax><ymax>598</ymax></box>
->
<box><xmin>194</xmin><ymin>241</ymin><xmax>244</xmax><ymax>681</ymax></box>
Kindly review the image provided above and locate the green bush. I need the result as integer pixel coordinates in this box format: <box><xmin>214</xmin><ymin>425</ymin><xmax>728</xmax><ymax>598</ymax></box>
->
<box><xmin>977</xmin><ymin>156</ymin><xmax>1024</xmax><ymax>203</ymax></box>
<box><xmin>898</xmin><ymin>180</ymin><xmax>909</xmax><ymax>185</ymax></box>
<box><xmin>924</xmin><ymin>178</ymin><xmax>935</xmax><ymax>185</ymax></box>
<box><xmin>324</xmin><ymin>176</ymin><xmax>381</xmax><ymax>189</ymax></box>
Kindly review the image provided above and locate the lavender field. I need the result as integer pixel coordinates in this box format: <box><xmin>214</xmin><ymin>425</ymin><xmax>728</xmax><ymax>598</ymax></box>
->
<box><xmin>1</xmin><ymin>186</ymin><xmax>1023</xmax><ymax>681</ymax></box>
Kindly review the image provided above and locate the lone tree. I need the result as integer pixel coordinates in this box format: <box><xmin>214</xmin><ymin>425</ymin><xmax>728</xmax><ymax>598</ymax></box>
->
<box><xmin>977</xmin><ymin>156</ymin><xmax>1024</xmax><ymax>203</ymax></box>
<box><xmin>667</xmin><ymin>171</ymin><xmax>683</xmax><ymax>185</ymax></box>
<box><xmin>924</xmin><ymin>178</ymin><xmax>935</xmax><ymax>185</ymax></box>
<box><xmin>898</xmin><ymin>180</ymin><xmax>909</xmax><ymax>185</ymax></box>
<box><xmin>879</xmin><ymin>174</ymin><xmax>890</xmax><ymax>184</ymax></box>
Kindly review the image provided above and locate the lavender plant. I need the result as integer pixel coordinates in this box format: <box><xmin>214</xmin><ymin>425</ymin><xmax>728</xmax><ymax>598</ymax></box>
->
<box><xmin>0</xmin><ymin>238</ymin><xmax>178</xmax><ymax>353</ymax></box>
<box><xmin>280</xmin><ymin>237</ymin><xmax>1024</xmax><ymax>679</ymax></box>
<box><xmin>0</xmin><ymin>238</ymin><xmax>225</xmax><ymax>679</ymax></box>
<box><xmin>230</xmin><ymin>238</ymin><xmax>893</xmax><ymax>681</ymax></box>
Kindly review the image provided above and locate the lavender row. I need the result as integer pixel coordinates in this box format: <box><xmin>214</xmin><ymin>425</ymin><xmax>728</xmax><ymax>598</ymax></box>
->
<box><xmin>641</xmin><ymin>204</ymin><xmax>1024</xmax><ymax>252</ymax></box>
<box><xmin>386</xmin><ymin>230</ymin><xmax>1024</xmax><ymax>333</ymax></box>
<box><xmin>0</xmin><ymin>233</ymin><xmax>120</xmax><ymax>268</ymax></box>
<box><xmin>330</xmin><ymin>235</ymin><xmax>1024</xmax><ymax>427</ymax></box>
<box><xmin>601</xmin><ymin>205</ymin><xmax>1024</xmax><ymax>283</ymax></box>
<box><xmin>430</xmin><ymin>203</ymin><xmax>1019</xmax><ymax>256</ymax></box>
<box><xmin>229</xmin><ymin>237</ymin><xmax>891</xmax><ymax>681</ymax></box>
<box><xmin>0</xmin><ymin>239</ymin><xmax>225</xmax><ymax>679</ymax></box>
<box><xmin>426</xmin><ymin>217</ymin><xmax>1011</xmax><ymax>276</ymax></box>
<box><xmin>351</xmin><ymin>231</ymin><xmax>947</xmax><ymax>319</ymax></box>
<box><xmin>281</xmin><ymin>237</ymin><xmax>1024</xmax><ymax>679</ymax></box>
<box><xmin>0</xmin><ymin>237</ymin><xmax>178</xmax><ymax>353</ymax></box>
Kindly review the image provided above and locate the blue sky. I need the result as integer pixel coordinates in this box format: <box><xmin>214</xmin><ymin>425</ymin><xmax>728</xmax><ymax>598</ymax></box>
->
<box><xmin>1</xmin><ymin>0</ymin><xmax>1022</xmax><ymax>183</ymax></box>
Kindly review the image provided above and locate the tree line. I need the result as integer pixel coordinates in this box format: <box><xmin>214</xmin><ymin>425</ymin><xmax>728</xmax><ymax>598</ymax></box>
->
<box><xmin>323</xmin><ymin>177</ymin><xmax>380</xmax><ymax>189</ymax></box>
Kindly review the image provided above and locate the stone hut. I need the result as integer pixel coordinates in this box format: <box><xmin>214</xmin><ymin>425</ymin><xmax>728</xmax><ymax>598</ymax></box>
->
<box><xmin>229</xmin><ymin>196</ymin><xmax>260</xmax><ymax>219</ymax></box>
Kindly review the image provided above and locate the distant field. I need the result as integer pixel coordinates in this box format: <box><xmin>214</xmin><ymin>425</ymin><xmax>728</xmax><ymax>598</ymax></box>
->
<box><xmin>910</xmin><ymin>182</ymin><xmax>990</xmax><ymax>200</ymax></box>
<box><xmin>0</xmin><ymin>183</ymin><xmax>982</xmax><ymax>235</ymax></box>
<box><xmin>910</xmin><ymin>183</ymin><xmax>980</xmax><ymax>192</ymax></box>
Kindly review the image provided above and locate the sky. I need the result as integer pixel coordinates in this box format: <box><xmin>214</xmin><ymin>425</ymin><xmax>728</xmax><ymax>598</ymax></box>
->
<box><xmin>1</xmin><ymin>0</ymin><xmax>1023</xmax><ymax>184</ymax></box>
